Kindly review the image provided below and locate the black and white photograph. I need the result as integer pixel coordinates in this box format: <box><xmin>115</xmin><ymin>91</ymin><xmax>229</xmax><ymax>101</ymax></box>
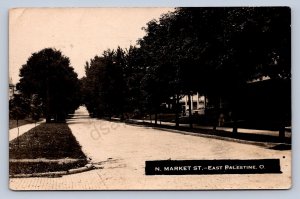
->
<box><xmin>8</xmin><ymin>7</ymin><xmax>291</xmax><ymax>190</ymax></box>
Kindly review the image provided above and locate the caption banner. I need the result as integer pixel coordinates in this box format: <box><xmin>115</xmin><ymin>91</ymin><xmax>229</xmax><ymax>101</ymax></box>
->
<box><xmin>145</xmin><ymin>159</ymin><xmax>281</xmax><ymax>175</ymax></box>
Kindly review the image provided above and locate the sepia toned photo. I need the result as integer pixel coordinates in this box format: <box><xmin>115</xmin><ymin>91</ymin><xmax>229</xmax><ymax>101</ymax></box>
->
<box><xmin>9</xmin><ymin>7</ymin><xmax>291</xmax><ymax>190</ymax></box>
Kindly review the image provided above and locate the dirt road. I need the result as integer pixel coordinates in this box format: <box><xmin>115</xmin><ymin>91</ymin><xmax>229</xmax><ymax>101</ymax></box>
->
<box><xmin>9</xmin><ymin>106</ymin><xmax>291</xmax><ymax>190</ymax></box>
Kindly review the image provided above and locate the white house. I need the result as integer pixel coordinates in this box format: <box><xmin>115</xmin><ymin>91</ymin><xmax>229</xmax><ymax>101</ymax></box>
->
<box><xmin>179</xmin><ymin>93</ymin><xmax>207</xmax><ymax>116</ymax></box>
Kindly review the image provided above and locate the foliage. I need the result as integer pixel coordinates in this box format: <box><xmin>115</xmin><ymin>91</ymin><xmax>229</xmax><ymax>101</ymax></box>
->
<box><xmin>29</xmin><ymin>94</ymin><xmax>43</xmax><ymax>121</ymax></box>
<box><xmin>138</xmin><ymin>7</ymin><xmax>290</xmax><ymax>128</ymax></box>
<box><xmin>82</xmin><ymin>48</ymin><xmax>127</xmax><ymax>118</ymax></box>
<box><xmin>81</xmin><ymin>7</ymin><xmax>291</xmax><ymax>132</ymax></box>
<box><xmin>9</xmin><ymin>94</ymin><xmax>31</xmax><ymax>122</ymax></box>
<box><xmin>17</xmin><ymin>48</ymin><xmax>81</xmax><ymax>122</ymax></box>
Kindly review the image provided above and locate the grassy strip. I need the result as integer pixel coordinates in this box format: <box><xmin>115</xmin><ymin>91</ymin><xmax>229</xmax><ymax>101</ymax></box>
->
<box><xmin>125</xmin><ymin>120</ymin><xmax>291</xmax><ymax>148</ymax></box>
<box><xmin>10</xmin><ymin>119</ymin><xmax>33</xmax><ymax>129</ymax></box>
<box><xmin>10</xmin><ymin>160</ymin><xmax>87</xmax><ymax>175</ymax></box>
<box><xmin>9</xmin><ymin>123</ymin><xmax>87</xmax><ymax>175</ymax></box>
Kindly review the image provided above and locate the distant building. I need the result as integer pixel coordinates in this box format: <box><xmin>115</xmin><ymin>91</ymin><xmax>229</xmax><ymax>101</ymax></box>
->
<box><xmin>179</xmin><ymin>93</ymin><xmax>207</xmax><ymax>116</ymax></box>
<box><xmin>179</xmin><ymin>76</ymin><xmax>272</xmax><ymax>117</ymax></box>
<box><xmin>9</xmin><ymin>78</ymin><xmax>15</xmax><ymax>100</ymax></box>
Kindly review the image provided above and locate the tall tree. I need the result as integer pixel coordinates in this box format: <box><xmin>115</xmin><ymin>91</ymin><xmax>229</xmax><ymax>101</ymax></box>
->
<box><xmin>138</xmin><ymin>7</ymin><xmax>290</xmax><ymax>133</ymax></box>
<box><xmin>17</xmin><ymin>48</ymin><xmax>80</xmax><ymax>123</ymax></box>
<box><xmin>139</xmin><ymin>15</ymin><xmax>184</xmax><ymax>126</ymax></box>
<box><xmin>82</xmin><ymin>48</ymin><xmax>127</xmax><ymax>119</ymax></box>
<box><xmin>123</xmin><ymin>46</ymin><xmax>147</xmax><ymax>116</ymax></box>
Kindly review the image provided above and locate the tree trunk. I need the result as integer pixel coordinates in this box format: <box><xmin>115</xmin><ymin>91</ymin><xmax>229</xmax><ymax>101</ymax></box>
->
<box><xmin>46</xmin><ymin>115</ymin><xmax>51</xmax><ymax>123</ymax></box>
<box><xmin>46</xmin><ymin>77</ymin><xmax>51</xmax><ymax>123</ymax></box>
<box><xmin>213</xmin><ymin>125</ymin><xmax>217</xmax><ymax>131</ymax></box>
<box><xmin>188</xmin><ymin>93</ymin><xmax>193</xmax><ymax>129</ymax></box>
<box><xmin>279</xmin><ymin>126</ymin><xmax>285</xmax><ymax>140</ymax></box>
<box><xmin>212</xmin><ymin>107</ymin><xmax>217</xmax><ymax>131</ymax></box>
<box><xmin>159</xmin><ymin>114</ymin><xmax>162</xmax><ymax>126</ymax></box>
<box><xmin>204</xmin><ymin>95</ymin><xmax>207</xmax><ymax>115</ymax></box>
<box><xmin>175</xmin><ymin>94</ymin><xmax>180</xmax><ymax>128</ymax></box>
<box><xmin>232</xmin><ymin>112</ymin><xmax>238</xmax><ymax>134</ymax></box>
<box><xmin>54</xmin><ymin>114</ymin><xmax>58</xmax><ymax>123</ymax></box>
<box><xmin>17</xmin><ymin>119</ymin><xmax>20</xmax><ymax>148</ymax></box>
<box><xmin>232</xmin><ymin>121</ymin><xmax>238</xmax><ymax>134</ymax></box>
<box><xmin>120</xmin><ymin>112</ymin><xmax>125</xmax><ymax>121</ymax></box>
<box><xmin>213</xmin><ymin>113</ymin><xmax>217</xmax><ymax>131</ymax></box>
<box><xmin>154</xmin><ymin>112</ymin><xmax>158</xmax><ymax>125</ymax></box>
<box><xmin>279</xmin><ymin>118</ymin><xmax>285</xmax><ymax>140</ymax></box>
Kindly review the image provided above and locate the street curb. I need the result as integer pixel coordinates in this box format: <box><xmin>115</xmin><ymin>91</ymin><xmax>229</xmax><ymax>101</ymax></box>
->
<box><xmin>156</xmin><ymin>126</ymin><xmax>291</xmax><ymax>149</ymax></box>
<box><xmin>9</xmin><ymin>163</ymin><xmax>95</xmax><ymax>178</ymax></box>
<box><xmin>153</xmin><ymin>127</ymin><xmax>269</xmax><ymax>147</ymax></box>
<box><xmin>124</xmin><ymin>121</ymin><xmax>290</xmax><ymax>149</ymax></box>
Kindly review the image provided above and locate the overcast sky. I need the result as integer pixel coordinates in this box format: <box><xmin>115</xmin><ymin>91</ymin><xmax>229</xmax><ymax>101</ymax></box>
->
<box><xmin>9</xmin><ymin>8</ymin><xmax>173</xmax><ymax>84</ymax></box>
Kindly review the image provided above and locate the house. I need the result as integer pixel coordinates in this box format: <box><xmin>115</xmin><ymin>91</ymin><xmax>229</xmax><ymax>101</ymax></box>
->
<box><xmin>179</xmin><ymin>93</ymin><xmax>207</xmax><ymax>116</ymax></box>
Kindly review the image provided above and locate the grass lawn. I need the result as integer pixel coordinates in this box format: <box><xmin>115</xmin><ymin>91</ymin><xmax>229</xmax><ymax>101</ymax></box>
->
<box><xmin>9</xmin><ymin>123</ymin><xmax>87</xmax><ymax>175</ymax></box>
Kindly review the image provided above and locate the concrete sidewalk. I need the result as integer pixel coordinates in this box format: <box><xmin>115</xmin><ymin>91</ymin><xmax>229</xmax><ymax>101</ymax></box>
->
<box><xmin>127</xmin><ymin>119</ymin><xmax>291</xmax><ymax>138</ymax></box>
<box><xmin>9</xmin><ymin>120</ymin><xmax>45</xmax><ymax>141</ymax></box>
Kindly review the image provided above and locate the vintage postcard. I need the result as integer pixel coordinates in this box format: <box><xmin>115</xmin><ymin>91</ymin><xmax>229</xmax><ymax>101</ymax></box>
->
<box><xmin>9</xmin><ymin>7</ymin><xmax>291</xmax><ymax>190</ymax></box>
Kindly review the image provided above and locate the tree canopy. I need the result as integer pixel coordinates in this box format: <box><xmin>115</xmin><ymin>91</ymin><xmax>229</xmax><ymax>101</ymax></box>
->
<box><xmin>80</xmin><ymin>7</ymin><xmax>290</xmax><ymax>133</ymax></box>
<box><xmin>17</xmin><ymin>48</ymin><xmax>80</xmax><ymax>122</ymax></box>
<box><xmin>81</xmin><ymin>48</ymin><xmax>127</xmax><ymax>118</ymax></box>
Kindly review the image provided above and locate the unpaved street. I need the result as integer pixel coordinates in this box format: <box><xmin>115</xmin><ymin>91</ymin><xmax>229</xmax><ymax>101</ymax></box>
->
<box><xmin>10</xmin><ymin>107</ymin><xmax>291</xmax><ymax>190</ymax></box>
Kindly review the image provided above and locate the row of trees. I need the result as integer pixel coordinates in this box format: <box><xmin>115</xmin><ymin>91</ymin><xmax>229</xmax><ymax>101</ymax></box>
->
<box><xmin>11</xmin><ymin>8</ymin><xmax>290</xmax><ymax>135</ymax></box>
<box><xmin>81</xmin><ymin>46</ymin><xmax>151</xmax><ymax>119</ymax></box>
<box><xmin>81</xmin><ymin>7</ymin><xmax>291</xmax><ymax>134</ymax></box>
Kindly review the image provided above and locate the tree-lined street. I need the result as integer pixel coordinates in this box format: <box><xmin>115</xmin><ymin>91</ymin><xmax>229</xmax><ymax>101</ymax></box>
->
<box><xmin>9</xmin><ymin>106</ymin><xmax>291</xmax><ymax>190</ymax></box>
<box><xmin>9</xmin><ymin>7</ymin><xmax>291</xmax><ymax>190</ymax></box>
